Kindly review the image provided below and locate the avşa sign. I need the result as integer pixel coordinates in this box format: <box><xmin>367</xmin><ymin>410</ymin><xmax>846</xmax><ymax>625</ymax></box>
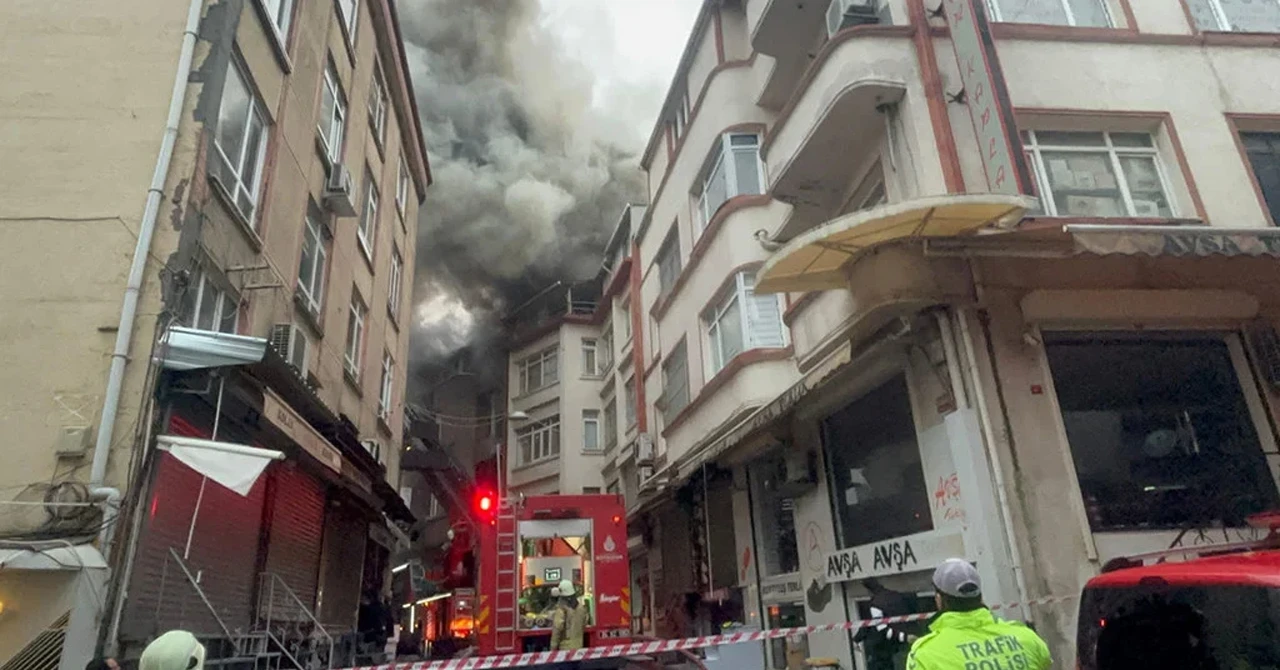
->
<box><xmin>824</xmin><ymin>529</ymin><xmax>966</xmax><ymax>583</ymax></box>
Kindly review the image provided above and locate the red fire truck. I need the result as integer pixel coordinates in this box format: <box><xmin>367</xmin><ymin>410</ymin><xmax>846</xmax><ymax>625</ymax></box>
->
<box><xmin>467</xmin><ymin>490</ymin><xmax>634</xmax><ymax>656</ymax></box>
<box><xmin>1076</xmin><ymin>511</ymin><xmax>1280</xmax><ymax>669</ymax></box>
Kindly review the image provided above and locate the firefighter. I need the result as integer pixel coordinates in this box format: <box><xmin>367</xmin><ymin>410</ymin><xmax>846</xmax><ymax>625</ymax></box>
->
<box><xmin>906</xmin><ymin>559</ymin><xmax>1051</xmax><ymax>670</ymax></box>
<box><xmin>550</xmin><ymin>579</ymin><xmax>588</xmax><ymax>652</ymax></box>
<box><xmin>139</xmin><ymin>630</ymin><xmax>206</xmax><ymax>670</ymax></box>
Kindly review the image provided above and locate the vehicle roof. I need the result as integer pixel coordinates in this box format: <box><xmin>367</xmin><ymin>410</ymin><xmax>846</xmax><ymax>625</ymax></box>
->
<box><xmin>1086</xmin><ymin>550</ymin><xmax>1280</xmax><ymax>589</ymax></box>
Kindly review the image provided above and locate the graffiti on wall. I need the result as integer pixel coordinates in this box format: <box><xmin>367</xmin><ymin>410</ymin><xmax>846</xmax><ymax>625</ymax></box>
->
<box><xmin>933</xmin><ymin>472</ymin><xmax>966</xmax><ymax>522</ymax></box>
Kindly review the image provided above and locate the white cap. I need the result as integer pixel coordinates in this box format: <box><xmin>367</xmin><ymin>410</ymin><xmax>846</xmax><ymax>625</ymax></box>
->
<box><xmin>932</xmin><ymin>558</ymin><xmax>981</xmax><ymax>598</ymax></box>
<box><xmin>557</xmin><ymin>579</ymin><xmax>577</xmax><ymax>597</ymax></box>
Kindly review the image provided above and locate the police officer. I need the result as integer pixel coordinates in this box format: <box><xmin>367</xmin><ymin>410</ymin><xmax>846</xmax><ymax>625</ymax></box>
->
<box><xmin>907</xmin><ymin>559</ymin><xmax>1051</xmax><ymax>670</ymax></box>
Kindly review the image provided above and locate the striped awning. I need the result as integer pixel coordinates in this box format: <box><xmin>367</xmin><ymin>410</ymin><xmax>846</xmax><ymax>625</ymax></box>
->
<box><xmin>1065</xmin><ymin>224</ymin><xmax>1280</xmax><ymax>258</ymax></box>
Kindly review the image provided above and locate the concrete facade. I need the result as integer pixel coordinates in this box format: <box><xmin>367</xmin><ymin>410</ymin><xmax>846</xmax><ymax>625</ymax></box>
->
<box><xmin>0</xmin><ymin>0</ymin><xmax>429</xmax><ymax>665</ymax></box>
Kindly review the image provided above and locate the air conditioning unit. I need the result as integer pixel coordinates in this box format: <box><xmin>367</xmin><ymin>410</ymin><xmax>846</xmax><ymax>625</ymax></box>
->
<box><xmin>636</xmin><ymin>433</ymin><xmax>654</xmax><ymax>465</ymax></box>
<box><xmin>826</xmin><ymin>0</ymin><xmax>881</xmax><ymax>36</ymax></box>
<box><xmin>269</xmin><ymin>324</ymin><xmax>308</xmax><ymax>374</ymax></box>
<box><xmin>361</xmin><ymin>438</ymin><xmax>384</xmax><ymax>465</ymax></box>
<box><xmin>776</xmin><ymin>449</ymin><xmax>818</xmax><ymax>497</ymax></box>
<box><xmin>323</xmin><ymin>163</ymin><xmax>357</xmax><ymax>217</ymax></box>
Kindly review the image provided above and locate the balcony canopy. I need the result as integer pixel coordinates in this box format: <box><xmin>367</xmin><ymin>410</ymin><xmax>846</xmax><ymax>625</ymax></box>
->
<box><xmin>756</xmin><ymin>194</ymin><xmax>1038</xmax><ymax>293</ymax></box>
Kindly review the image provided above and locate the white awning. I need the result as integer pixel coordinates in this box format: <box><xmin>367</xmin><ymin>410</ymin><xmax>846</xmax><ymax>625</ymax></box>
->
<box><xmin>158</xmin><ymin>326</ymin><xmax>268</xmax><ymax>371</ymax></box>
<box><xmin>156</xmin><ymin>434</ymin><xmax>284</xmax><ymax>496</ymax></box>
<box><xmin>756</xmin><ymin>194</ymin><xmax>1037</xmax><ymax>293</ymax></box>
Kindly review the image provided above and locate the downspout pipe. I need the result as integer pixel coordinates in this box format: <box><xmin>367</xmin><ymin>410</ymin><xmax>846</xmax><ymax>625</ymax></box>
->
<box><xmin>90</xmin><ymin>0</ymin><xmax>204</xmax><ymax>490</ymax></box>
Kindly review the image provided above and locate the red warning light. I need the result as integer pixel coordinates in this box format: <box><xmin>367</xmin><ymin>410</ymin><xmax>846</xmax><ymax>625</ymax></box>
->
<box><xmin>479</xmin><ymin>495</ymin><xmax>493</xmax><ymax>512</ymax></box>
<box><xmin>611</xmin><ymin>515</ymin><xmax>622</xmax><ymax>524</ymax></box>
<box><xmin>473</xmin><ymin>488</ymin><xmax>498</xmax><ymax>520</ymax></box>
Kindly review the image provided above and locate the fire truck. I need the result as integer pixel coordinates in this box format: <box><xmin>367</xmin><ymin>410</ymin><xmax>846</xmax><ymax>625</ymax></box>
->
<box><xmin>1076</xmin><ymin>511</ymin><xmax>1280</xmax><ymax>669</ymax></box>
<box><xmin>466</xmin><ymin>489</ymin><xmax>634</xmax><ymax>656</ymax></box>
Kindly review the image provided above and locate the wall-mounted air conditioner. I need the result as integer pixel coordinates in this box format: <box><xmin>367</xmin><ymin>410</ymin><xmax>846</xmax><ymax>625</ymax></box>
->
<box><xmin>826</xmin><ymin>0</ymin><xmax>882</xmax><ymax>37</ymax></box>
<box><xmin>269</xmin><ymin>324</ymin><xmax>308</xmax><ymax>374</ymax></box>
<box><xmin>323</xmin><ymin>163</ymin><xmax>357</xmax><ymax>217</ymax></box>
<box><xmin>361</xmin><ymin>438</ymin><xmax>384</xmax><ymax>465</ymax></box>
<box><xmin>636</xmin><ymin>433</ymin><xmax>654</xmax><ymax>465</ymax></box>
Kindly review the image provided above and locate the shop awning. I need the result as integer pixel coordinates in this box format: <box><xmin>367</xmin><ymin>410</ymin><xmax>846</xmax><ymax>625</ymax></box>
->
<box><xmin>756</xmin><ymin>194</ymin><xmax>1038</xmax><ymax>293</ymax></box>
<box><xmin>1065</xmin><ymin>224</ymin><xmax>1280</xmax><ymax>258</ymax></box>
<box><xmin>157</xmin><ymin>434</ymin><xmax>284</xmax><ymax>496</ymax></box>
<box><xmin>158</xmin><ymin>327</ymin><xmax>268</xmax><ymax>371</ymax></box>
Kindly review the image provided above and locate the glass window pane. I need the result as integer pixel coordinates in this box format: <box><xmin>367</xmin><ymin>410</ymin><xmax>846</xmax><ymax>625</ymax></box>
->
<box><xmin>994</xmin><ymin>0</ymin><xmax>1068</xmax><ymax>25</ymax></box>
<box><xmin>1118</xmin><ymin>155</ymin><xmax>1172</xmax><ymax>217</ymax></box>
<box><xmin>1185</xmin><ymin>0</ymin><xmax>1225</xmax><ymax>30</ymax></box>
<box><xmin>1110</xmin><ymin>132</ymin><xmax>1154</xmax><ymax>148</ymax></box>
<box><xmin>1243</xmin><ymin>132</ymin><xmax>1280</xmax><ymax>222</ymax></box>
<box><xmin>1041</xmin><ymin>151</ymin><xmax>1126</xmax><ymax>217</ymax></box>
<box><xmin>1035</xmin><ymin>131</ymin><xmax>1107</xmax><ymax>147</ymax></box>
<box><xmin>217</xmin><ymin>66</ymin><xmax>251</xmax><ymax>162</ymax></box>
<box><xmin>299</xmin><ymin>224</ymin><xmax>317</xmax><ymax>287</ymax></box>
<box><xmin>1218</xmin><ymin>0</ymin><xmax>1280</xmax><ymax>32</ymax></box>
<box><xmin>240</xmin><ymin>111</ymin><xmax>266</xmax><ymax>188</ymax></box>
<box><xmin>197</xmin><ymin>276</ymin><xmax>219</xmax><ymax>331</ymax></box>
<box><xmin>719</xmin><ymin>298</ymin><xmax>744</xmax><ymax>363</ymax></box>
<box><xmin>732</xmin><ymin>147</ymin><xmax>762</xmax><ymax>196</ymax></box>
<box><xmin>703</xmin><ymin>157</ymin><xmax>729</xmax><ymax>222</ymax></box>
<box><xmin>1067</xmin><ymin>0</ymin><xmax>1110</xmax><ymax>26</ymax></box>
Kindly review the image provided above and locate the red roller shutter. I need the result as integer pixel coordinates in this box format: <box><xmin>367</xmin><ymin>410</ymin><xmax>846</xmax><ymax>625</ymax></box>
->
<box><xmin>260</xmin><ymin>462</ymin><xmax>325</xmax><ymax>620</ymax></box>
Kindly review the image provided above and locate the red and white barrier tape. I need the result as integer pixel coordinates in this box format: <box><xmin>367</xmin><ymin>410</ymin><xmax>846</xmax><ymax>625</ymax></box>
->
<box><xmin>343</xmin><ymin>594</ymin><xmax>1076</xmax><ymax>670</ymax></box>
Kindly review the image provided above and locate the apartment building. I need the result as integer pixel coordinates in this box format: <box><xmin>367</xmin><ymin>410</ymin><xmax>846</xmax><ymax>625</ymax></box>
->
<box><xmin>613</xmin><ymin>0</ymin><xmax>1280</xmax><ymax>668</ymax></box>
<box><xmin>0</xmin><ymin>0</ymin><xmax>429</xmax><ymax>667</ymax></box>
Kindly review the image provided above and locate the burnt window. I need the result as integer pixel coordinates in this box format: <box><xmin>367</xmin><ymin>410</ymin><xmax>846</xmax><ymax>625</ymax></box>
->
<box><xmin>1044</xmin><ymin>333</ymin><xmax>1279</xmax><ymax>531</ymax></box>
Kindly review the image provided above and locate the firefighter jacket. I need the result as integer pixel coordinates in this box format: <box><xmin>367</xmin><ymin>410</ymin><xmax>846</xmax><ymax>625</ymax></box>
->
<box><xmin>906</xmin><ymin>608</ymin><xmax>1051</xmax><ymax>670</ymax></box>
<box><xmin>551</xmin><ymin>600</ymin><xmax>588</xmax><ymax>651</ymax></box>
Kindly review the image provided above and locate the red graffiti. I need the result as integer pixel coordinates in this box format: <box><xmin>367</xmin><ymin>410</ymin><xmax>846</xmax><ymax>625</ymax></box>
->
<box><xmin>933</xmin><ymin>473</ymin><xmax>966</xmax><ymax>521</ymax></box>
<box><xmin>740</xmin><ymin>546</ymin><xmax>752</xmax><ymax>581</ymax></box>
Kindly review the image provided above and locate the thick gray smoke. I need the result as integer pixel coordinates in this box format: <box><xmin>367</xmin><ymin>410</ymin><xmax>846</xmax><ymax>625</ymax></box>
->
<box><xmin>399</xmin><ymin>0</ymin><xmax>647</xmax><ymax>363</ymax></box>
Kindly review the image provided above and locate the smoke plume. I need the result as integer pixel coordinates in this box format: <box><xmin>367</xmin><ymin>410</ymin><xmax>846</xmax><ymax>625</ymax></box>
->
<box><xmin>399</xmin><ymin>0</ymin><xmax>647</xmax><ymax>364</ymax></box>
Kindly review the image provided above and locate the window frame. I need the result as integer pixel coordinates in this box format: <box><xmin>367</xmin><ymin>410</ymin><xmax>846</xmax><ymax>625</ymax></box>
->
<box><xmin>318</xmin><ymin>58</ymin><xmax>347</xmax><ymax>165</ymax></box>
<box><xmin>378</xmin><ymin>350</ymin><xmax>394</xmax><ymax>420</ymax></box>
<box><xmin>516</xmin><ymin>415</ymin><xmax>562</xmax><ymax>466</ymax></box>
<box><xmin>396</xmin><ymin>154</ymin><xmax>411</xmax><ymax>220</ymax></box>
<box><xmin>659</xmin><ymin>341</ymin><xmax>690</xmax><ymax>425</ymax></box>
<box><xmin>517</xmin><ymin>346</ymin><xmax>560</xmax><ymax>394</ymax></box>
<box><xmin>703</xmin><ymin>271</ymin><xmax>788</xmax><ymax>375</ymax></box>
<box><xmin>603</xmin><ymin>396</ymin><xmax>618</xmax><ymax>451</ymax></box>
<box><xmin>623</xmin><ymin>376</ymin><xmax>637</xmax><ymax>429</ymax></box>
<box><xmin>1022</xmin><ymin>130</ymin><xmax>1178</xmax><ymax>219</ymax></box>
<box><xmin>1239</xmin><ymin>130</ymin><xmax>1280</xmax><ymax>225</ymax></box>
<box><xmin>618</xmin><ymin>298</ymin><xmax>632</xmax><ymax>342</ymax></box>
<box><xmin>337</xmin><ymin>0</ymin><xmax>359</xmax><ymax>42</ymax></box>
<box><xmin>368</xmin><ymin>61</ymin><xmax>389</xmax><ymax>148</ymax></box>
<box><xmin>256</xmin><ymin>0</ymin><xmax>294</xmax><ymax>48</ymax></box>
<box><xmin>986</xmin><ymin>0</ymin><xmax>1114</xmax><ymax>27</ymax></box>
<box><xmin>213</xmin><ymin>56</ymin><xmax>270</xmax><ymax>226</ymax></box>
<box><xmin>186</xmin><ymin>268</ymin><xmax>241</xmax><ymax>334</ymax></box>
<box><xmin>583</xmin><ymin>409</ymin><xmax>602</xmax><ymax>453</ymax></box>
<box><xmin>344</xmin><ymin>291</ymin><xmax>367</xmax><ymax>379</ymax></box>
<box><xmin>297</xmin><ymin>214</ymin><xmax>328</xmax><ymax>315</ymax></box>
<box><xmin>655</xmin><ymin>227</ymin><xmax>682</xmax><ymax>297</ymax></box>
<box><xmin>695</xmin><ymin>133</ymin><xmax>766</xmax><ymax>232</ymax></box>
<box><xmin>388</xmin><ymin>245</ymin><xmax>404</xmax><ymax>320</ymax></box>
<box><xmin>357</xmin><ymin>167</ymin><xmax>379</xmax><ymax>261</ymax></box>
<box><xmin>582</xmin><ymin>339</ymin><xmax>599</xmax><ymax>377</ymax></box>
<box><xmin>1186</xmin><ymin>0</ymin><xmax>1280</xmax><ymax>33</ymax></box>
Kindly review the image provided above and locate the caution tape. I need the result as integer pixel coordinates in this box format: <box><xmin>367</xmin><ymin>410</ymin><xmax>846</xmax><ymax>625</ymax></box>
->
<box><xmin>342</xmin><ymin>594</ymin><xmax>1076</xmax><ymax>670</ymax></box>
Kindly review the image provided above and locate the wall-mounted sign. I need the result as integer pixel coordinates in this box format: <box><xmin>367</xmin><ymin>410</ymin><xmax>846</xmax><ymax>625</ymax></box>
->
<box><xmin>824</xmin><ymin>529</ymin><xmax>966</xmax><ymax>583</ymax></box>
<box><xmin>941</xmin><ymin>0</ymin><xmax>1032</xmax><ymax>195</ymax></box>
<box><xmin>760</xmin><ymin>574</ymin><xmax>804</xmax><ymax>603</ymax></box>
<box><xmin>263</xmin><ymin>389</ymin><xmax>343</xmax><ymax>473</ymax></box>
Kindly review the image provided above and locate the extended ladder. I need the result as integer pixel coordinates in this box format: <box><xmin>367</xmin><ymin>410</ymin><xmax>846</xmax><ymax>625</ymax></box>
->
<box><xmin>493</xmin><ymin>500</ymin><xmax>521</xmax><ymax>653</ymax></box>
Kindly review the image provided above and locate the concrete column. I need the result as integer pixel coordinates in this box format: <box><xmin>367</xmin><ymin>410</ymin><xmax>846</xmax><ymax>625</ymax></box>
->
<box><xmin>59</xmin><ymin>567</ymin><xmax>110</xmax><ymax>670</ymax></box>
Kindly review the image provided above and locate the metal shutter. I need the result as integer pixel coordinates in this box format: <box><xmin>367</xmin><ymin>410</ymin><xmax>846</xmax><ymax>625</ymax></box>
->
<box><xmin>316</xmin><ymin>500</ymin><xmax>367</xmax><ymax>629</ymax></box>
<box><xmin>260</xmin><ymin>463</ymin><xmax>326</xmax><ymax>621</ymax></box>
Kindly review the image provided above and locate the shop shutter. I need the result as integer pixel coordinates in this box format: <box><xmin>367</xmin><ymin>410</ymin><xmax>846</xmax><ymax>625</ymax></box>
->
<box><xmin>120</xmin><ymin>415</ymin><xmax>266</xmax><ymax>641</ymax></box>
<box><xmin>260</xmin><ymin>462</ymin><xmax>325</xmax><ymax>621</ymax></box>
<box><xmin>316</xmin><ymin>499</ymin><xmax>368</xmax><ymax>629</ymax></box>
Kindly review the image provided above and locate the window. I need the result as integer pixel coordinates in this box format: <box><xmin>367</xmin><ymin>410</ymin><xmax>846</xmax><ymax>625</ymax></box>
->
<box><xmin>258</xmin><ymin>0</ymin><xmax>294</xmax><ymax>42</ymax></box>
<box><xmin>396</xmin><ymin>155</ymin><xmax>411</xmax><ymax>219</ymax></box>
<box><xmin>672</xmin><ymin>92</ymin><xmax>690</xmax><ymax>144</ymax></box>
<box><xmin>846</xmin><ymin>164</ymin><xmax>888</xmax><ymax>214</ymax></box>
<box><xmin>600</xmin><ymin>328</ymin><xmax>614</xmax><ymax>372</ymax></box>
<box><xmin>582</xmin><ymin>486</ymin><xmax>602</xmax><ymax>495</ymax></box>
<box><xmin>986</xmin><ymin>0</ymin><xmax>1111</xmax><ymax>26</ymax></box>
<box><xmin>583</xmin><ymin>410</ymin><xmax>601</xmax><ymax>452</ymax></box>
<box><xmin>603</xmin><ymin>397</ymin><xmax>618</xmax><ymax>450</ymax></box>
<box><xmin>704</xmin><ymin>272</ymin><xmax>786</xmax><ymax>374</ymax></box>
<box><xmin>696</xmin><ymin>133</ymin><xmax>765</xmax><ymax>230</ymax></box>
<box><xmin>1242</xmin><ymin>132</ymin><xmax>1280</xmax><ymax>222</ymax></box>
<box><xmin>517</xmin><ymin>415</ymin><xmax>561</xmax><ymax>465</ymax></box>
<box><xmin>344</xmin><ymin>292</ymin><xmax>367</xmax><ymax>378</ymax></box>
<box><xmin>655</xmin><ymin>229</ymin><xmax>682</xmax><ymax>296</ymax></box>
<box><xmin>213</xmin><ymin>58</ymin><xmax>269</xmax><ymax>224</ymax></box>
<box><xmin>606</xmin><ymin>481</ymin><xmax>620</xmax><ymax>495</ymax></box>
<box><xmin>749</xmin><ymin>451</ymin><xmax>800</xmax><ymax>576</ymax></box>
<box><xmin>659</xmin><ymin>342</ymin><xmax>689</xmax><ymax>424</ymax></box>
<box><xmin>270</xmin><ymin>323</ymin><xmax>308</xmax><ymax>371</ymax></box>
<box><xmin>337</xmin><ymin>0</ymin><xmax>358</xmax><ymax>38</ymax></box>
<box><xmin>582</xmin><ymin>339</ymin><xmax>600</xmax><ymax>376</ymax></box>
<box><xmin>1023</xmin><ymin>130</ymin><xmax>1174</xmax><ymax>218</ymax></box>
<box><xmin>1043</xmin><ymin>333</ymin><xmax>1279</xmax><ymax>531</ymax></box>
<box><xmin>318</xmin><ymin>59</ymin><xmax>346</xmax><ymax>164</ymax></box>
<box><xmin>358</xmin><ymin>168</ymin><xmax>378</xmax><ymax>259</ymax></box>
<box><xmin>822</xmin><ymin>375</ymin><xmax>932</xmax><ymax>548</ymax></box>
<box><xmin>1187</xmin><ymin>0</ymin><xmax>1280</xmax><ymax>33</ymax></box>
<box><xmin>378</xmin><ymin>351</ymin><xmax>394</xmax><ymax>420</ymax></box>
<box><xmin>368</xmin><ymin>62</ymin><xmax>388</xmax><ymax>147</ymax></box>
<box><xmin>297</xmin><ymin>214</ymin><xmax>328</xmax><ymax>314</ymax></box>
<box><xmin>618</xmin><ymin>298</ymin><xmax>632</xmax><ymax>341</ymax></box>
<box><xmin>624</xmin><ymin>377</ymin><xmax>637</xmax><ymax>428</ymax></box>
<box><xmin>518</xmin><ymin>346</ymin><xmax>559</xmax><ymax>394</ymax></box>
<box><xmin>388</xmin><ymin>246</ymin><xmax>404</xmax><ymax>319</ymax></box>
<box><xmin>183</xmin><ymin>269</ymin><xmax>240</xmax><ymax>334</ymax></box>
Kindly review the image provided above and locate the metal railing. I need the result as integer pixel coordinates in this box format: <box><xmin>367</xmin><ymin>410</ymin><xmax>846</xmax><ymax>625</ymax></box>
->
<box><xmin>158</xmin><ymin>548</ymin><xmax>237</xmax><ymax>644</ymax></box>
<box><xmin>258</xmin><ymin>572</ymin><xmax>334</xmax><ymax>669</ymax></box>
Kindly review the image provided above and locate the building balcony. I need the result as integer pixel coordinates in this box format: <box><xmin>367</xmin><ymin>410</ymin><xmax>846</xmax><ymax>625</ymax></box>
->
<box><xmin>761</xmin><ymin>30</ymin><xmax>913</xmax><ymax>235</ymax></box>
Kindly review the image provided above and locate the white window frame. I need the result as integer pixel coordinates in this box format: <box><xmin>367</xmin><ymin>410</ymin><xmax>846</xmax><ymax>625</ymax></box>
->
<box><xmin>582</xmin><ymin>339</ymin><xmax>599</xmax><ymax>376</ymax></box>
<box><xmin>188</xmin><ymin>269</ymin><xmax>240</xmax><ymax>334</ymax></box>
<box><xmin>660</xmin><ymin>342</ymin><xmax>690</xmax><ymax>424</ymax></box>
<box><xmin>696</xmin><ymin>133</ymin><xmax>765</xmax><ymax>231</ymax></box>
<box><xmin>337</xmin><ymin>0</ymin><xmax>359</xmax><ymax>40</ymax></box>
<box><xmin>318</xmin><ymin>59</ymin><xmax>346</xmax><ymax>164</ymax></box>
<box><xmin>517</xmin><ymin>415</ymin><xmax>561</xmax><ymax>466</ymax></box>
<box><xmin>583</xmin><ymin>410</ymin><xmax>601</xmax><ymax>453</ymax></box>
<box><xmin>1186</xmin><ymin>0</ymin><xmax>1280</xmax><ymax>32</ymax></box>
<box><xmin>396</xmin><ymin>154</ymin><xmax>411</xmax><ymax>219</ymax></box>
<box><xmin>213</xmin><ymin>57</ymin><xmax>269</xmax><ymax>226</ymax></box>
<box><xmin>623</xmin><ymin>376</ymin><xmax>637</xmax><ymax>429</ymax></box>
<box><xmin>358</xmin><ymin>168</ymin><xmax>379</xmax><ymax>261</ymax></box>
<box><xmin>985</xmin><ymin>0</ymin><xmax>1113</xmax><ymax>27</ymax></box>
<box><xmin>378</xmin><ymin>350</ymin><xmax>394</xmax><ymax>420</ymax></box>
<box><xmin>345</xmin><ymin>292</ymin><xmax>367</xmax><ymax>379</ymax></box>
<box><xmin>704</xmin><ymin>272</ymin><xmax>788</xmax><ymax>375</ymax></box>
<box><xmin>257</xmin><ymin>0</ymin><xmax>294</xmax><ymax>44</ymax></box>
<box><xmin>603</xmin><ymin>397</ymin><xmax>618</xmax><ymax>450</ymax></box>
<box><xmin>518</xmin><ymin>346</ymin><xmax>559</xmax><ymax>394</ymax></box>
<box><xmin>1023</xmin><ymin>130</ymin><xmax>1177</xmax><ymax>218</ymax></box>
<box><xmin>618</xmin><ymin>298</ymin><xmax>632</xmax><ymax>342</ymax></box>
<box><xmin>600</xmin><ymin>326</ymin><xmax>614</xmax><ymax>373</ymax></box>
<box><xmin>368</xmin><ymin>61</ymin><xmax>388</xmax><ymax>147</ymax></box>
<box><xmin>655</xmin><ymin>230</ymin><xmax>682</xmax><ymax>296</ymax></box>
<box><xmin>672</xmin><ymin>91</ymin><xmax>690</xmax><ymax>144</ymax></box>
<box><xmin>388</xmin><ymin>246</ymin><xmax>404</xmax><ymax>320</ymax></box>
<box><xmin>297</xmin><ymin>214</ymin><xmax>328</xmax><ymax>315</ymax></box>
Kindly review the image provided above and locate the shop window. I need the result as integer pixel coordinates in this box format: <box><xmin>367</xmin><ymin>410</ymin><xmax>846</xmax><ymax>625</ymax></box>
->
<box><xmin>1044</xmin><ymin>333</ymin><xmax>1280</xmax><ymax>531</ymax></box>
<box><xmin>766</xmin><ymin>604</ymin><xmax>807</xmax><ymax>670</ymax></box>
<box><xmin>822</xmin><ymin>375</ymin><xmax>931</xmax><ymax>548</ymax></box>
<box><xmin>748</xmin><ymin>452</ymin><xmax>800</xmax><ymax>577</ymax></box>
<box><xmin>986</xmin><ymin>0</ymin><xmax>1111</xmax><ymax>26</ymax></box>
<box><xmin>1023</xmin><ymin>130</ymin><xmax>1176</xmax><ymax>218</ymax></box>
<box><xmin>1241</xmin><ymin>131</ymin><xmax>1280</xmax><ymax>223</ymax></box>
<box><xmin>1186</xmin><ymin>0</ymin><xmax>1280</xmax><ymax>33</ymax></box>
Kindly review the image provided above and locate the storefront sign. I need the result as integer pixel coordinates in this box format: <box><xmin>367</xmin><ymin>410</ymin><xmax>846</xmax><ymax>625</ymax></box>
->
<box><xmin>942</xmin><ymin>0</ymin><xmax>1031</xmax><ymax>195</ymax></box>
<box><xmin>823</xmin><ymin>530</ymin><xmax>966</xmax><ymax>583</ymax></box>
<box><xmin>262</xmin><ymin>389</ymin><xmax>343</xmax><ymax>473</ymax></box>
<box><xmin>760</xmin><ymin>574</ymin><xmax>804</xmax><ymax>603</ymax></box>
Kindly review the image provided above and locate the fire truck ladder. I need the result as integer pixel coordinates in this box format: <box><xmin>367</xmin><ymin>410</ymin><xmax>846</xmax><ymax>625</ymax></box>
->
<box><xmin>493</xmin><ymin>500</ymin><xmax>521</xmax><ymax>653</ymax></box>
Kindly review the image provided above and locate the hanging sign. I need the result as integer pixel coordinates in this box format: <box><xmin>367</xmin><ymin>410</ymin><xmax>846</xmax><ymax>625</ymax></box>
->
<box><xmin>823</xmin><ymin>529</ymin><xmax>966</xmax><ymax>583</ymax></box>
